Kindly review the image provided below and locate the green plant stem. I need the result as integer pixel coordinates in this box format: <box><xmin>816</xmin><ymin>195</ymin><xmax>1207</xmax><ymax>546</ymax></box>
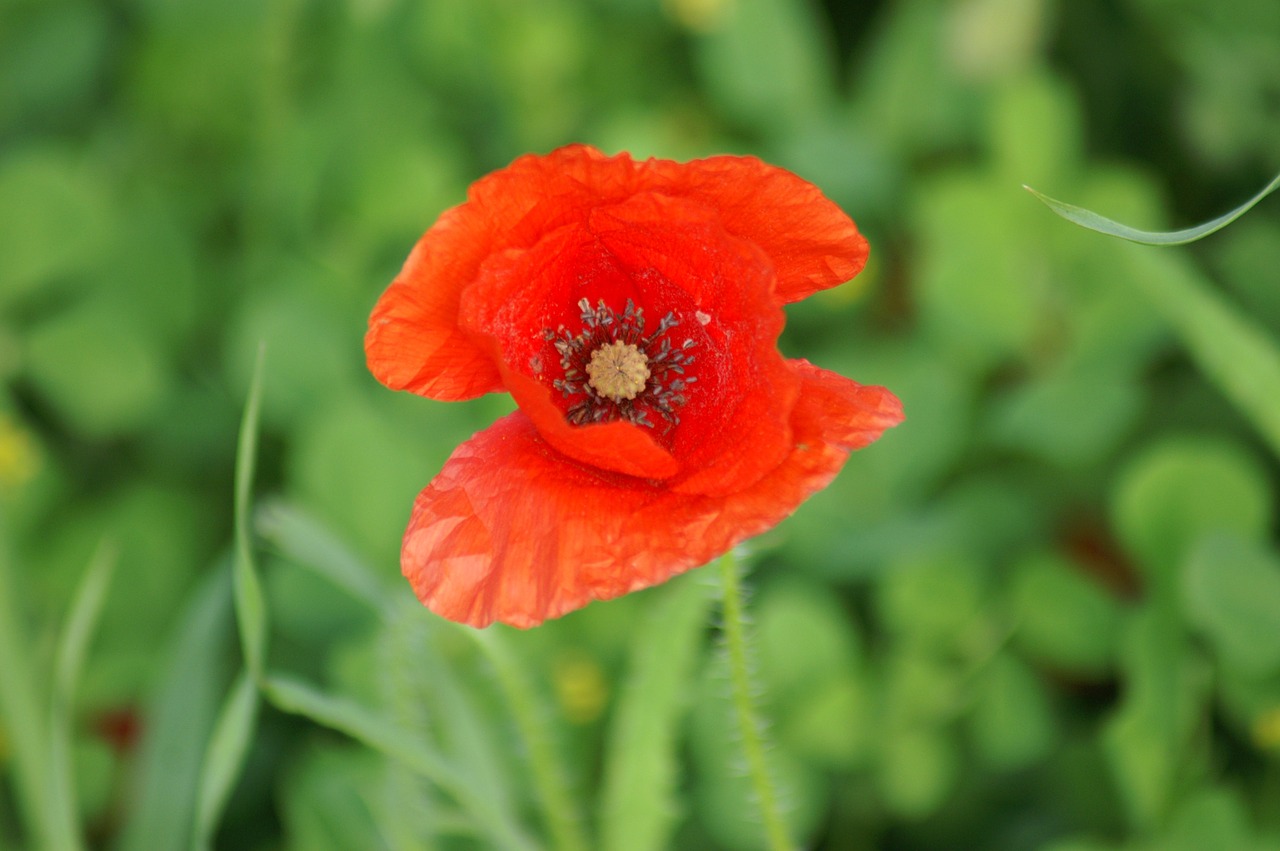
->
<box><xmin>717</xmin><ymin>551</ymin><xmax>793</xmax><ymax>851</ymax></box>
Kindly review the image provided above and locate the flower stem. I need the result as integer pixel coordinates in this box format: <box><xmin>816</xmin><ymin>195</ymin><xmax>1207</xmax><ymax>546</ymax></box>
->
<box><xmin>717</xmin><ymin>551</ymin><xmax>794</xmax><ymax>851</ymax></box>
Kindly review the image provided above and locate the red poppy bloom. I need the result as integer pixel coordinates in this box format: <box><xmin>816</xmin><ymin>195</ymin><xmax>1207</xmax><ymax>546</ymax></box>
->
<box><xmin>366</xmin><ymin>145</ymin><xmax>903</xmax><ymax>628</ymax></box>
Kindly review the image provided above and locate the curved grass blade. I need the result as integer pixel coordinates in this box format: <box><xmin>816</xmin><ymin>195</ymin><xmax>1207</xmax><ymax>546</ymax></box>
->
<box><xmin>191</xmin><ymin>345</ymin><xmax>269</xmax><ymax>850</ymax></box>
<box><xmin>261</xmin><ymin>673</ymin><xmax>539</xmax><ymax>851</ymax></box>
<box><xmin>411</xmin><ymin>636</ymin><xmax>532</xmax><ymax>849</ymax></box>
<box><xmin>470</xmin><ymin>628</ymin><xmax>589</xmax><ymax>851</ymax></box>
<box><xmin>1025</xmin><ymin>171</ymin><xmax>1280</xmax><ymax>245</ymax></box>
<box><xmin>191</xmin><ymin>671</ymin><xmax>259</xmax><ymax>851</ymax></box>
<box><xmin>48</xmin><ymin>539</ymin><xmax>119</xmax><ymax>851</ymax></box>
<box><xmin>255</xmin><ymin>499</ymin><xmax>388</xmax><ymax>612</ymax></box>
<box><xmin>599</xmin><ymin>574</ymin><xmax>715</xmax><ymax>851</ymax></box>
<box><xmin>0</xmin><ymin>530</ymin><xmax>54</xmax><ymax>849</ymax></box>
<box><xmin>228</xmin><ymin>349</ymin><xmax>534</xmax><ymax>849</ymax></box>
<box><xmin>1123</xmin><ymin>245</ymin><xmax>1280</xmax><ymax>460</ymax></box>
<box><xmin>117</xmin><ymin>566</ymin><xmax>235</xmax><ymax>851</ymax></box>
<box><xmin>234</xmin><ymin>344</ymin><xmax>268</xmax><ymax>679</ymax></box>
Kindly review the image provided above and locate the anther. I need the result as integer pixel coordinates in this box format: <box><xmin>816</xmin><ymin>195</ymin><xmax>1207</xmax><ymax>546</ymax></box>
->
<box><xmin>586</xmin><ymin>342</ymin><xmax>650</xmax><ymax>401</ymax></box>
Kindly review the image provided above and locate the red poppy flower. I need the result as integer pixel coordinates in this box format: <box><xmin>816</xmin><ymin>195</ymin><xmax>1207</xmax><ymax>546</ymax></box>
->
<box><xmin>366</xmin><ymin>145</ymin><xmax>903</xmax><ymax>628</ymax></box>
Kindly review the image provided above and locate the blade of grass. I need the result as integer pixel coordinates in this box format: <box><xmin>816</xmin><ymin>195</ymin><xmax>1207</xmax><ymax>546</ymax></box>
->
<box><xmin>255</xmin><ymin>499</ymin><xmax>388</xmax><ymax>611</ymax></box>
<box><xmin>418</xmin><ymin>638</ymin><xmax>532</xmax><ymax>849</ymax></box>
<box><xmin>599</xmin><ymin>573</ymin><xmax>715</xmax><ymax>851</ymax></box>
<box><xmin>228</xmin><ymin>348</ymin><xmax>532</xmax><ymax>848</ymax></box>
<box><xmin>1025</xmin><ymin>171</ymin><xmax>1280</xmax><ymax>245</ymax></box>
<box><xmin>0</xmin><ymin>527</ymin><xmax>54</xmax><ymax>850</ymax></box>
<box><xmin>47</xmin><ymin>539</ymin><xmax>118</xmax><ymax>851</ymax></box>
<box><xmin>234</xmin><ymin>344</ymin><xmax>268</xmax><ymax>679</ymax></box>
<box><xmin>190</xmin><ymin>671</ymin><xmax>260</xmax><ymax>851</ymax></box>
<box><xmin>117</xmin><ymin>565</ymin><xmax>236</xmax><ymax>851</ymax></box>
<box><xmin>1122</xmin><ymin>245</ymin><xmax>1280</xmax><ymax>460</ymax></box>
<box><xmin>260</xmin><ymin>673</ymin><xmax>539</xmax><ymax>851</ymax></box>
<box><xmin>191</xmin><ymin>345</ymin><xmax>269</xmax><ymax>850</ymax></box>
<box><xmin>381</xmin><ymin>609</ymin><xmax>542</xmax><ymax>850</ymax></box>
<box><xmin>470</xmin><ymin>627</ymin><xmax>589</xmax><ymax>851</ymax></box>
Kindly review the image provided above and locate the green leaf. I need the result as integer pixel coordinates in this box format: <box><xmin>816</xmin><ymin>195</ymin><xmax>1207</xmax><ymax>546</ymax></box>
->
<box><xmin>1121</xmin><ymin>245</ymin><xmax>1280</xmax><ymax>462</ymax></box>
<box><xmin>0</xmin><ymin>147</ymin><xmax>110</xmax><ymax>307</ymax></box>
<box><xmin>261</xmin><ymin>673</ymin><xmax>538</xmax><ymax>851</ymax></box>
<box><xmin>967</xmin><ymin>652</ymin><xmax>1056</xmax><ymax>771</ymax></box>
<box><xmin>876</xmin><ymin>554</ymin><xmax>990</xmax><ymax>653</ymax></box>
<box><xmin>375</xmin><ymin>610</ymin><xmax>537</xmax><ymax>850</ymax></box>
<box><xmin>25</xmin><ymin>305</ymin><xmax>169</xmax><ymax>439</ymax></box>
<box><xmin>1103</xmin><ymin>603</ymin><xmax>1211</xmax><ymax>830</ymax></box>
<box><xmin>1183</xmin><ymin>535</ymin><xmax>1280</xmax><ymax>676</ymax></box>
<box><xmin>876</xmin><ymin>727</ymin><xmax>959</xmax><ymax>819</ymax></box>
<box><xmin>694</xmin><ymin>0</ymin><xmax>835</xmax><ymax>130</ymax></box>
<box><xmin>1026</xmin><ymin>171</ymin><xmax>1280</xmax><ymax>245</ymax></box>
<box><xmin>1039</xmin><ymin>841</ymin><xmax>1121</xmax><ymax>851</ymax></box>
<box><xmin>255</xmin><ymin>499</ymin><xmax>388</xmax><ymax>611</ymax></box>
<box><xmin>915</xmin><ymin>175</ymin><xmax>1040</xmax><ymax>363</ymax></box>
<box><xmin>780</xmin><ymin>674</ymin><xmax>873</xmax><ymax>771</ymax></box>
<box><xmin>190</xmin><ymin>671</ymin><xmax>259</xmax><ymax>851</ymax></box>
<box><xmin>599</xmin><ymin>574</ymin><xmax>714</xmax><ymax>851</ymax></box>
<box><xmin>1153</xmin><ymin>787</ymin><xmax>1259</xmax><ymax>851</ymax></box>
<box><xmin>47</xmin><ymin>539</ymin><xmax>118</xmax><ymax>851</ymax></box>
<box><xmin>117</xmin><ymin>568</ymin><xmax>235</xmax><ymax>851</ymax></box>
<box><xmin>757</xmin><ymin>579</ymin><xmax>861</xmax><ymax>702</ymax></box>
<box><xmin>1112</xmin><ymin>436</ymin><xmax>1271</xmax><ymax>590</ymax></box>
<box><xmin>987</xmin><ymin>366</ymin><xmax>1142</xmax><ymax>468</ymax></box>
<box><xmin>233</xmin><ymin>345</ymin><xmax>267</xmax><ymax>679</ymax></box>
<box><xmin>754</xmin><ymin>580</ymin><xmax>872</xmax><ymax>771</ymax></box>
<box><xmin>1009</xmin><ymin>552</ymin><xmax>1124</xmax><ymax>675</ymax></box>
<box><xmin>989</xmin><ymin>72</ymin><xmax>1082</xmax><ymax>187</ymax></box>
<box><xmin>881</xmin><ymin>648</ymin><xmax>966</xmax><ymax>727</ymax></box>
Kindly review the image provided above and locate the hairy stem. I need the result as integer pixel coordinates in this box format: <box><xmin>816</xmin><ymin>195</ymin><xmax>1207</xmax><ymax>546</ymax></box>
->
<box><xmin>717</xmin><ymin>551</ymin><xmax>793</xmax><ymax>851</ymax></box>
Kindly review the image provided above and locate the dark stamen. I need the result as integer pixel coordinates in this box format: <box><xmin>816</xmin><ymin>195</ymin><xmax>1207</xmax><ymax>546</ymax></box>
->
<box><xmin>542</xmin><ymin>298</ymin><xmax>697</xmax><ymax>430</ymax></box>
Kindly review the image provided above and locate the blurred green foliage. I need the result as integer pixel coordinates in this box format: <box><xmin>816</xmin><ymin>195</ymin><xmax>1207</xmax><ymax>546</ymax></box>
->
<box><xmin>1</xmin><ymin>0</ymin><xmax>1279</xmax><ymax>849</ymax></box>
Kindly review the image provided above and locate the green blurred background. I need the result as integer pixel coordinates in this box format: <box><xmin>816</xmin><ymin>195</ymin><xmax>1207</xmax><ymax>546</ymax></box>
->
<box><xmin>2</xmin><ymin>0</ymin><xmax>1280</xmax><ymax>848</ymax></box>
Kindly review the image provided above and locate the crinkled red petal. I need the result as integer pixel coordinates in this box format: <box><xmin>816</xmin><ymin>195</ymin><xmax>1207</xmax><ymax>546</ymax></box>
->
<box><xmin>401</xmin><ymin>361</ymin><xmax>903</xmax><ymax>628</ymax></box>
<box><xmin>366</xmin><ymin>206</ymin><xmax>506</xmax><ymax>400</ymax></box>
<box><xmin>640</xmin><ymin>154</ymin><xmax>870</xmax><ymax>303</ymax></box>
<box><xmin>470</xmin><ymin>145</ymin><xmax>869</xmax><ymax>303</ymax></box>
<box><xmin>366</xmin><ymin>145</ymin><xmax>868</xmax><ymax>401</ymax></box>
<box><xmin>460</xmin><ymin>191</ymin><xmax>798</xmax><ymax>490</ymax></box>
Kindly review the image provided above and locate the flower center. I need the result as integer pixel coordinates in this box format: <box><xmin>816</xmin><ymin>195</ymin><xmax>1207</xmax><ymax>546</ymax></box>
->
<box><xmin>543</xmin><ymin>298</ymin><xmax>697</xmax><ymax>430</ymax></box>
<box><xmin>586</xmin><ymin>341</ymin><xmax>650</xmax><ymax>401</ymax></box>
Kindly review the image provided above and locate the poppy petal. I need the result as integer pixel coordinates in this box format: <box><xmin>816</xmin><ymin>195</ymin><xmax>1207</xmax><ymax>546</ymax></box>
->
<box><xmin>583</xmin><ymin>195</ymin><xmax>803</xmax><ymax>495</ymax></box>
<box><xmin>634</xmin><ymin>153</ymin><xmax>870</xmax><ymax>303</ymax></box>
<box><xmin>458</xmin><ymin>190</ymin><xmax>801</xmax><ymax>491</ymax></box>
<box><xmin>401</xmin><ymin>366</ymin><xmax>902</xmax><ymax>628</ymax></box>
<box><xmin>364</xmin><ymin>147</ymin><xmax>622</xmax><ymax>402</ymax></box>
<box><xmin>367</xmin><ymin>145</ymin><xmax>867</xmax><ymax>400</ymax></box>
<box><xmin>366</xmin><ymin>207</ymin><xmax>506</xmax><ymax>400</ymax></box>
<box><xmin>786</xmin><ymin>359</ymin><xmax>905</xmax><ymax>450</ymax></box>
<box><xmin>471</xmin><ymin>145</ymin><xmax>870</xmax><ymax>304</ymax></box>
<box><xmin>500</xmin><ymin>360</ymin><xmax>680</xmax><ymax>480</ymax></box>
